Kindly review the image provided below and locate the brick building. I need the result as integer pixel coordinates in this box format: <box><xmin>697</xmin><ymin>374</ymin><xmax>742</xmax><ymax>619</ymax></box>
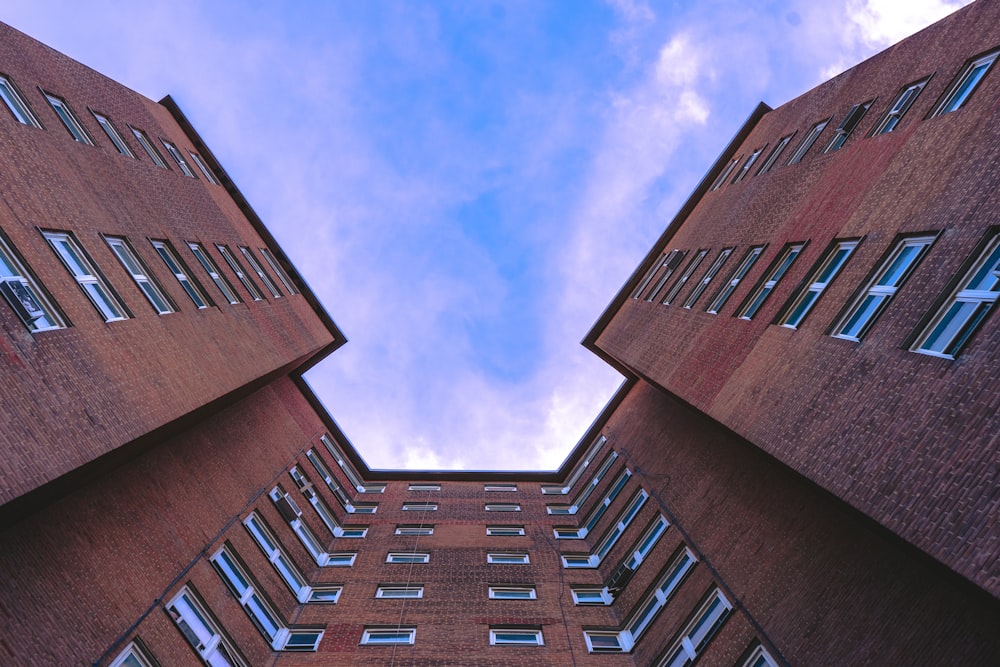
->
<box><xmin>1</xmin><ymin>2</ymin><xmax>999</xmax><ymax>665</ymax></box>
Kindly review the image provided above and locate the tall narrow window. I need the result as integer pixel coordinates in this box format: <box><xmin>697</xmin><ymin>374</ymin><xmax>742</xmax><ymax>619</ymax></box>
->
<box><xmin>243</xmin><ymin>512</ymin><xmax>311</xmax><ymax>602</ymax></box>
<box><xmin>0</xmin><ymin>234</ymin><xmax>64</xmax><ymax>332</ymax></box>
<box><xmin>166</xmin><ymin>588</ymin><xmax>246</xmax><ymax>666</ymax></box>
<box><xmin>932</xmin><ymin>50</ymin><xmax>998</xmax><ymax>116</ymax></box>
<box><xmin>755</xmin><ymin>135</ymin><xmax>791</xmax><ymax>175</ymax></box>
<box><xmin>710</xmin><ymin>157</ymin><xmax>741</xmax><ymax>190</ymax></box>
<box><xmin>189</xmin><ymin>151</ymin><xmax>221</xmax><ymax>184</ymax></box>
<box><xmin>92</xmin><ymin>112</ymin><xmax>136</xmax><ymax>157</ymax></box>
<box><xmin>913</xmin><ymin>234</ymin><xmax>1000</xmax><ymax>358</ymax></box>
<box><xmin>683</xmin><ymin>248</ymin><xmax>732</xmax><ymax>308</ymax></box>
<box><xmin>0</xmin><ymin>75</ymin><xmax>41</xmax><ymax>126</ymax></box>
<box><xmin>833</xmin><ymin>235</ymin><xmax>935</xmax><ymax>341</ymax></box>
<box><xmin>656</xmin><ymin>589</ymin><xmax>732</xmax><ymax>667</ymax></box>
<box><xmin>44</xmin><ymin>231</ymin><xmax>128</xmax><ymax>322</ymax></box>
<box><xmin>707</xmin><ymin>246</ymin><xmax>764</xmax><ymax>314</ymax></box>
<box><xmin>259</xmin><ymin>248</ymin><xmax>299</xmax><ymax>295</ymax></box>
<box><xmin>731</xmin><ymin>147</ymin><xmax>764</xmax><ymax>184</ymax></box>
<box><xmin>211</xmin><ymin>546</ymin><xmax>286</xmax><ymax>649</ymax></box>
<box><xmin>44</xmin><ymin>93</ymin><xmax>93</xmax><ymax>144</ymax></box>
<box><xmin>871</xmin><ymin>79</ymin><xmax>928</xmax><ymax>135</ymax></box>
<box><xmin>217</xmin><ymin>244</ymin><xmax>263</xmax><ymax>300</ymax></box>
<box><xmin>106</xmin><ymin>237</ymin><xmax>174</xmax><ymax>314</ymax></box>
<box><xmin>779</xmin><ymin>240</ymin><xmax>858</xmax><ymax>329</ymax></box>
<box><xmin>632</xmin><ymin>252</ymin><xmax>670</xmax><ymax>299</ymax></box>
<box><xmin>646</xmin><ymin>251</ymin><xmax>686</xmax><ymax>302</ymax></box>
<box><xmin>825</xmin><ymin>101</ymin><xmax>874</xmax><ymax>152</ymax></box>
<box><xmin>239</xmin><ymin>246</ymin><xmax>282</xmax><ymax>297</ymax></box>
<box><xmin>129</xmin><ymin>126</ymin><xmax>168</xmax><ymax>168</ymax></box>
<box><xmin>151</xmin><ymin>240</ymin><xmax>210</xmax><ymax>308</ymax></box>
<box><xmin>662</xmin><ymin>250</ymin><xmax>707</xmax><ymax>305</ymax></box>
<box><xmin>737</xmin><ymin>244</ymin><xmax>805</xmax><ymax>320</ymax></box>
<box><xmin>161</xmin><ymin>139</ymin><xmax>197</xmax><ymax>177</ymax></box>
<box><xmin>189</xmin><ymin>243</ymin><xmax>240</xmax><ymax>304</ymax></box>
<box><xmin>787</xmin><ymin>119</ymin><xmax>829</xmax><ymax>164</ymax></box>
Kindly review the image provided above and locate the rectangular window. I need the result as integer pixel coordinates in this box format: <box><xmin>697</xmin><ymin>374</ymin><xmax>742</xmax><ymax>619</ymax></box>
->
<box><xmin>408</xmin><ymin>484</ymin><xmax>441</xmax><ymax>492</ymax></box>
<box><xmin>320</xmin><ymin>434</ymin><xmax>368</xmax><ymax>493</ymax></box>
<box><xmin>755</xmin><ymin>135</ymin><xmax>791</xmax><ymax>175</ymax></box>
<box><xmin>737</xmin><ymin>243</ymin><xmax>805</xmax><ymax>320</ymax></box>
<box><xmin>663</xmin><ymin>250</ymin><xmax>708</xmax><ymax>305</ymax></box>
<box><xmin>402</xmin><ymin>502</ymin><xmax>438</xmax><ymax>511</ymax></box>
<box><xmin>487</xmin><ymin>525</ymin><xmax>525</xmax><ymax>536</ymax></box>
<box><xmin>350</xmin><ymin>502</ymin><xmax>378</xmax><ymax>514</ymax></box>
<box><xmin>259</xmin><ymin>247</ymin><xmax>299</xmax><ymax>295</ymax></box>
<box><xmin>632</xmin><ymin>252</ymin><xmax>669</xmax><ymax>299</ymax></box>
<box><xmin>243</xmin><ymin>513</ymin><xmax>311</xmax><ymax>603</ymax></box>
<box><xmin>211</xmin><ymin>546</ymin><xmax>287</xmax><ymax>649</ymax></box>
<box><xmin>487</xmin><ymin>552</ymin><xmax>529</xmax><ymax>564</ymax></box>
<box><xmin>485</xmin><ymin>503</ymin><xmax>521</xmax><ymax>512</ymax></box>
<box><xmin>386</xmin><ymin>552</ymin><xmax>430</xmax><ymax>564</ymax></box>
<box><xmin>92</xmin><ymin>112</ymin><xmax>135</xmax><ymax>157</ymax></box>
<box><xmin>549</xmin><ymin>450</ymin><xmax>619</xmax><ymax>516</ymax></box>
<box><xmin>189</xmin><ymin>151</ymin><xmax>221</xmax><ymax>184</ymax></box>
<box><xmin>710</xmin><ymin>156</ymin><xmax>740</xmax><ymax>191</ymax></box>
<box><xmin>780</xmin><ymin>240</ymin><xmax>858</xmax><ymax>328</ymax></box>
<box><xmin>0</xmin><ymin>234</ymin><xmax>64</xmax><ymax>332</ymax></box>
<box><xmin>216</xmin><ymin>244</ymin><xmax>263</xmax><ymax>300</ymax></box>
<box><xmin>484</xmin><ymin>484</ymin><xmax>517</xmax><ymax>492</ymax></box>
<box><xmin>731</xmin><ymin>146</ymin><xmax>763</xmax><ymax>184</ymax></box>
<box><xmin>166</xmin><ymin>588</ymin><xmax>246</xmax><ymax>665</ymax></box>
<box><xmin>625</xmin><ymin>516</ymin><xmax>670</xmax><ymax>570</ymax></box>
<box><xmin>585</xmin><ymin>632</ymin><xmax>625</xmax><ymax>653</ymax></box>
<box><xmin>554</xmin><ymin>527</ymin><xmax>583</xmax><ymax>539</ymax></box>
<box><xmin>490</xmin><ymin>628</ymin><xmax>543</xmax><ymax>646</ymax></box>
<box><xmin>825</xmin><ymin>101</ymin><xmax>873</xmax><ymax>152</ymax></box>
<box><xmin>562</xmin><ymin>555</ymin><xmax>593</xmax><ymax>568</ymax></box>
<box><xmin>44</xmin><ymin>231</ymin><xmax>129</xmax><ymax>322</ymax></box>
<box><xmin>573</xmin><ymin>467</ymin><xmax>632</xmax><ymax>539</ymax></box>
<box><xmin>161</xmin><ymin>139</ymin><xmax>197</xmax><ymax>177</ymax></box>
<box><xmin>872</xmin><ymin>79</ymin><xmax>928</xmax><ymax>135</ymax></box>
<box><xmin>913</xmin><ymin>234</ymin><xmax>1000</xmax><ymax>358</ymax></box>
<box><xmin>308</xmin><ymin>584</ymin><xmax>342</xmax><ymax>604</ymax></box>
<box><xmin>683</xmin><ymin>247</ymin><xmax>733</xmax><ymax>308</ymax></box>
<box><xmin>305</xmin><ymin>449</ymin><xmax>350</xmax><ymax>508</ymax></box>
<box><xmin>833</xmin><ymin>235</ymin><xmax>935</xmax><ymax>340</ymax></box>
<box><xmin>488</xmin><ymin>586</ymin><xmax>536</xmax><ymax>600</ymax></box>
<box><xmin>395</xmin><ymin>525</ymin><xmax>434</xmax><ymax>536</ymax></box>
<box><xmin>189</xmin><ymin>243</ymin><xmax>240</xmax><ymax>304</ymax></box>
<box><xmin>572</xmin><ymin>587</ymin><xmax>612</xmax><ymax>605</ymax></box>
<box><xmin>741</xmin><ymin>645</ymin><xmax>780</xmax><ymax>667</ymax></box>
<box><xmin>656</xmin><ymin>589</ymin><xmax>732</xmax><ymax>667</ymax></box>
<box><xmin>706</xmin><ymin>245</ymin><xmax>764</xmax><ymax>314</ymax></box>
<box><xmin>642</xmin><ymin>251</ymin><xmax>685</xmax><ymax>302</ymax></box>
<box><xmin>361</xmin><ymin>628</ymin><xmax>415</xmax><ymax>645</ymax></box>
<box><xmin>239</xmin><ymin>246</ymin><xmax>281</xmax><ymax>297</ymax></box>
<box><xmin>284</xmin><ymin>630</ymin><xmax>324</xmax><ymax>652</ymax></box>
<box><xmin>106</xmin><ymin>237</ymin><xmax>174</xmax><ymax>314</ymax></box>
<box><xmin>787</xmin><ymin>119</ymin><xmax>829</xmax><ymax>164</ymax></box>
<box><xmin>0</xmin><ymin>75</ymin><xmax>40</xmax><ymax>126</ymax></box>
<box><xmin>109</xmin><ymin>641</ymin><xmax>156</xmax><ymax>667</ymax></box>
<box><xmin>932</xmin><ymin>50</ymin><xmax>998</xmax><ymax>116</ymax></box>
<box><xmin>360</xmin><ymin>483</ymin><xmax>386</xmax><ymax>494</ymax></box>
<box><xmin>376</xmin><ymin>585</ymin><xmax>424</xmax><ymax>599</ymax></box>
<box><xmin>44</xmin><ymin>93</ymin><xmax>93</xmax><ymax>144</ymax></box>
<box><xmin>129</xmin><ymin>126</ymin><xmax>168</xmax><ymax>168</ymax></box>
<box><xmin>150</xmin><ymin>240</ymin><xmax>210</xmax><ymax>308</ymax></box>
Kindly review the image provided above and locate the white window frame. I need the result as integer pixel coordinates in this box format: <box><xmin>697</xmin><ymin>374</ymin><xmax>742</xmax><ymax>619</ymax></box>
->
<box><xmin>44</xmin><ymin>231</ymin><xmax>128</xmax><ymax>322</ymax></box>
<box><xmin>485</xmin><ymin>503</ymin><xmax>521</xmax><ymax>512</ymax></box>
<box><xmin>92</xmin><ymin>112</ymin><xmax>135</xmax><ymax>157</ymax></box>
<box><xmin>662</xmin><ymin>250</ymin><xmax>707</xmax><ymax>305</ymax></box>
<box><xmin>151</xmin><ymin>240</ymin><xmax>209</xmax><ymax>308</ymax></box>
<box><xmin>484</xmin><ymin>484</ymin><xmax>517</xmax><ymax>492</ymax></box>
<box><xmin>707</xmin><ymin>245</ymin><xmax>764</xmax><ymax>314</ymax></box>
<box><xmin>487</xmin><ymin>552</ymin><xmax>529</xmax><ymax>565</ymax></box>
<box><xmin>742</xmin><ymin>644</ymin><xmax>780</xmax><ymax>667</ymax></box>
<box><xmin>0</xmin><ymin>235</ymin><xmax>64</xmax><ymax>332</ymax></box>
<box><xmin>546</xmin><ymin>450</ymin><xmax>619</xmax><ymax>516</ymax></box>
<box><xmin>540</xmin><ymin>435</ymin><xmax>607</xmax><ymax>495</ymax></box>
<box><xmin>108</xmin><ymin>641</ymin><xmax>156</xmax><ymax>667</ymax></box>
<box><xmin>656</xmin><ymin>589</ymin><xmax>733</xmax><ymax>667</ymax></box>
<box><xmin>216</xmin><ymin>244</ymin><xmax>263</xmax><ymax>300</ymax></box>
<box><xmin>166</xmin><ymin>587</ymin><xmax>247</xmax><ymax>665</ymax></box>
<box><xmin>731</xmin><ymin>146</ymin><xmax>763</xmax><ymax>184</ymax></box>
<box><xmin>44</xmin><ymin>92</ymin><xmax>93</xmax><ymax>144</ymax></box>
<box><xmin>288</xmin><ymin>465</ymin><xmax>367</xmax><ymax>538</ymax></box>
<box><xmin>402</xmin><ymin>502</ymin><xmax>438</xmax><ymax>511</ymax></box>
<box><xmin>307</xmin><ymin>584</ymin><xmax>342</xmax><ymax>604</ymax></box>
<box><xmin>825</xmin><ymin>100</ymin><xmax>873</xmax><ymax>152</ymax></box>
<box><xmin>129</xmin><ymin>126</ymin><xmax>168</xmax><ymax>167</ymax></box>
<box><xmin>396</xmin><ymin>525</ymin><xmax>434</xmax><ymax>536</ymax></box>
<box><xmin>632</xmin><ymin>252</ymin><xmax>671</xmax><ymax>299</ymax></box>
<box><xmin>563</xmin><ymin>490</ymin><xmax>648</xmax><ymax>569</ymax></box>
<box><xmin>386</xmin><ymin>552</ymin><xmax>430</xmax><ymax>564</ymax></box>
<box><xmin>320</xmin><ymin>434</ymin><xmax>369</xmax><ymax>493</ymax></box>
<box><xmin>161</xmin><ymin>139</ymin><xmax>197</xmax><ymax>177</ymax></box>
<box><xmin>737</xmin><ymin>244</ymin><xmax>804</xmax><ymax>320</ymax></box>
<box><xmin>259</xmin><ymin>247</ymin><xmax>299</xmax><ymax>294</ymax></box>
<box><xmin>239</xmin><ymin>246</ymin><xmax>282</xmax><ymax>297</ymax></box>
<box><xmin>489</xmin><ymin>628</ymin><xmax>543</xmax><ymax>646</ymax></box>
<box><xmin>408</xmin><ymin>483</ymin><xmax>441</xmax><ymax>492</ymax></box>
<box><xmin>189</xmin><ymin>242</ymin><xmax>240</xmax><ymax>304</ymax></box>
<box><xmin>0</xmin><ymin>75</ymin><xmax>40</xmax><ymax>126</ymax></box>
<box><xmin>709</xmin><ymin>156</ymin><xmax>740</xmax><ymax>190</ymax></box>
<box><xmin>571</xmin><ymin>587</ymin><xmax>612</xmax><ymax>605</ymax></box>
<box><xmin>210</xmin><ymin>546</ymin><xmax>289</xmax><ymax>650</ymax></box>
<box><xmin>486</xmin><ymin>525</ymin><xmax>525</xmax><ymax>536</ymax></box>
<box><xmin>361</xmin><ymin>628</ymin><xmax>416</xmax><ymax>645</ymax></box>
<box><xmin>625</xmin><ymin>515</ymin><xmax>670</xmax><ymax>570</ymax></box>
<box><xmin>755</xmin><ymin>135</ymin><xmax>791</xmax><ymax>175</ymax></box>
<box><xmin>872</xmin><ymin>79</ymin><xmax>928</xmax><ymax>135</ymax></box>
<box><xmin>683</xmin><ymin>247</ymin><xmax>733</xmax><ymax>308</ymax></box>
<box><xmin>779</xmin><ymin>240</ymin><xmax>858</xmax><ymax>329</ymax></box>
<box><xmin>189</xmin><ymin>151</ymin><xmax>221</xmax><ymax>184</ymax></box>
<box><xmin>106</xmin><ymin>236</ymin><xmax>174</xmax><ymax>315</ymax></box>
<box><xmin>376</xmin><ymin>584</ymin><xmax>424</xmax><ymax>599</ymax></box>
<box><xmin>489</xmin><ymin>585</ymin><xmax>537</xmax><ymax>600</ymax></box>
<box><xmin>243</xmin><ymin>513</ymin><xmax>311</xmax><ymax>603</ymax></box>
<box><xmin>786</xmin><ymin>119</ymin><xmax>829</xmax><ymax>164</ymax></box>
<box><xmin>932</xmin><ymin>50</ymin><xmax>998</xmax><ymax>116</ymax></box>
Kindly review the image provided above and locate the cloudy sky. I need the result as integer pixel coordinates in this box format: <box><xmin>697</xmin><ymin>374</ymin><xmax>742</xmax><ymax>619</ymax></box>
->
<box><xmin>5</xmin><ymin>0</ymin><xmax>972</xmax><ymax>471</ymax></box>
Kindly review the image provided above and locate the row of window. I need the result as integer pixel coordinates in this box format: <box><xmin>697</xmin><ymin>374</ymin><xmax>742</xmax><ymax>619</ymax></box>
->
<box><xmin>0</xmin><ymin>227</ymin><xmax>299</xmax><ymax>332</ymax></box>
<box><xmin>710</xmin><ymin>48</ymin><xmax>998</xmax><ymax>191</ymax></box>
<box><xmin>0</xmin><ymin>73</ymin><xmax>221</xmax><ymax>182</ymax></box>
<box><xmin>632</xmin><ymin>230</ymin><xmax>1000</xmax><ymax>359</ymax></box>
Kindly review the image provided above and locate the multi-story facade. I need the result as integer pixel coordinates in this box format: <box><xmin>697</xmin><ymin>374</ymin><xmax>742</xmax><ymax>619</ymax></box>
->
<box><xmin>1</xmin><ymin>2</ymin><xmax>999</xmax><ymax>665</ymax></box>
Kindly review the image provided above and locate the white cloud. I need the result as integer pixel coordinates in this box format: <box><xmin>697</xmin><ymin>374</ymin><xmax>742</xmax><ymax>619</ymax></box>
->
<box><xmin>845</xmin><ymin>0</ymin><xmax>973</xmax><ymax>48</ymax></box>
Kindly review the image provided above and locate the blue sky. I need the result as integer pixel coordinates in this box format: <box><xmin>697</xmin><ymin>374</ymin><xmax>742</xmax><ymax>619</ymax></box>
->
<box><xmin>5</xmin><ymin>0</ymin><xmax>971</xmax><ymax>470</ymax></box>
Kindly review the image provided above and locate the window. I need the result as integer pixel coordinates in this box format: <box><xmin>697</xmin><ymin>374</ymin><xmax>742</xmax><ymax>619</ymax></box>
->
<box><xmin>562</xmin><ymin>466</ymin><xmax>632</xmax><ymax>540</ymax></box>
<box><xmin>150</xmin><ymin>240</ymin><xmax>209</xmax><ymax>308</ymax></box>
<box><xmin>259</xmin><ymin>248</ymin><xmax>299</xmax><ymax>295</ymax></box>
<box><xmin>283</xmin><ymin>630</ymin><xmax>324</xmax><ymax>652</ymax></box>
<box><xmin>624</xmin><ymin>516</ymin><xmax>670</xmax><ymax>570</ymax></box>
<box><xmin>189</xmin><ymin>151</ymin><xmax>221</xmax><ymax>184</ymax></box>
<box><xmin>932</xmin><ymin>50</ymin><xmax>998</xmax><ymax>116</ymax></box>
<box><xmin>710</xmin><ymin>156</ymin><xmax>741</xmax><ymax>190</ymax></box>
<box><xmin>243</xmin><ymin>513</ymin><xmax>311</xmax><ymax>603</ymax></box>
<box><xmin>239</xmin><ymin>246</ymin><xmax>281</xmax><ymax>297</ymax></box>
<box><xmin>408</xmin><ymin>484</ymin><xmax>440</xmax><ymax>492</ymax></box>
<box><xmin>737</xmin><ymin>243</ymin><xmax>805</xmax><ymax>320</ymax></box>
<box><xmin>486</xmin><ymin>525</ymin><xmax>525</xmax><ymax>536</ymax></box>
<box><xmin>872</xmin><ymin>79</ymin><xmax>928</xmax><ymax>135</ymax></box>
<box><xmin>287</xmin><ymin>466</ymin><xmax>367</xmax><ymax>538</ymax></box>
<box><xmin>585</xmin><ymin>632</ymin><xmax>625</xmax><ymax>653</ymax></box>
<box><xmin>0</xmin><ymin>75</ymin><xmax>40</xmax><ymax>126</ymax></box>
<box><xmin>643</xmin><ymin>252</ymin><xmax>685</xmax><ymax>302</ymax></box>
<box><xmin>547</xmin><ymin>450</ymin><xmax>619</xmax><ymax>516</ymax></box>
<box><xmin>825</xmin><ymin>101</ymin><xmax>874</xmax><ymax>152</ymax></box>
<box><xmin>731</xmin><ymin>147</ymin><xmax>764</xmax><ymax>184</ymax></box>
<box><xmin>485</xmin><ymin>503</ymin><xmax>520</xmax><ymax>512</ymax></box>
<box><xmin>741</xmin><ymin>644</ymin><xmax>780</xmax><ymax>667</ymax></box>
<box><xmin>564</xmin><ymin>489</ymin><xmax>649</xmax><ymax>568</ymax></box>
<box><xmin>359</xmin><ymin>483</ymin><xmax>386</xmax><ymax>494</ymax></box>
<box><xmin>166</xmin><ymin>588</ymin><xmax>246</xmax><ymax>666</ymax></box>
<box><xmin>319</xmin><ymin>434</ymin><xmax>368</xmax><ymax>493</ymax></box>
<box><xmin>489</xmin><ymin>586</ymin><xmax>536</xmax><ymax>600</ymax></box>
<box><xmin>44</xmin><ymin>93</ymin><xmax>93</xmax><ymax>144</ymax></box>
<box><xmin>216</xmin><ymin>244</ymin><xmax>263</xmax><ymax>300</ymax></box>
<box><xmin>376</xmin><ymin>585</ymin><xmax>424</xmax><ymax>599</ymax></box>
<box><xmin>92</xmin><ymin>112</ymin><xmax>135</xmax><ymax>157</ymax></box>
<box><xmin>913</xmin><ymin>234</ymin><xmax>1000</xmax><ymax>358</ymax></box>
<box><xmin>402</xmin><ymin>502</ymin><xmax>438</xmax><ymax>511</ymax></box>
<box><xmin>0</xmin><ymin>234</ymin><xmax>64</xmax><ymax>332</ymax></box>
<box><xmin>161</xmin><ymin>139</ymin><xmax>197</xmax><ymax>177</ymax></box>
<box><xmin>361</xmin><ymin>628</ymin><xmax>415</xmax><ymax>645</ymax></box>
<box><xmin>487</xmin><ymin>552</ymin><xmax>529</xmax><ymax>564</ymax></box>
<box><xmin>662</xmin><ymin>250</ymin><xmax>708</xmax><ymax>305</ymax></box>
<box><xmin>572</xmin><ymin>587</ymin><xmax>612</xmax><ymax>605</ymax></box>
<box><xmin>105</xmin><ymin>237</ymin><xmax>174</xmax><ymax>314</ymax></box>
<box><xmin>490</xmin><ymin>628</ymin><xmax>543</xmax><ymax>646</ymax></box>
<box><xmin>109</xmin><ymin>641</ymin><xmax>156</xmax><ymax>667</ymax></box>
<box><xmin>755</xmin><ymin>135</ymin><xmax>792</xmax><ymax>175</ymax></box>
<box><xmin>656</xmin><ymin>589</ymin><xmax>732</xmax><ymax>667</ymax></box>
<box><xmin>395</xmin><ymin>525</ymin><xmax>434</xmax><ymax>536</ymax></box>
<box><xmin>305</xmin><ymin>449</ymin><xmax>351</xmax><ymax>507</ymax></box>
<box><xmin>786</xmin><ymin>119</ymin><xmax>829</xmax><ymax>164</ymax></box>
<box><xmin>386</xmin><ymin>552</ymin><xmax>429</xmax><ymax>564</ymax></box>
<box><xmin>189</xmin><ymin>243</ymin><xmax>240</xmax><ymax>304</ymax></box>
<box><xmin>540</xmin><ymin>434</ymin><xmax>608</xmax><ymax>495</ymax></box>
<box><xmin>683</xmin><ymin>248</ymin><xmax>733</xmax><ymax>308</ymax></box>
<box><xmin>554</xmin><ymin>527</ymin><xmax>583</xmax><ymax>539</ymax></box>
<box><xmin>706</xmin><ymin>246</ymin><xmax>764</xmax><ymax>314</ymax></box>
<box><xmin>779</xmin><ymin>240</ymin><xmax>858</xmax><ymax>328</ymax></box>
<box><xmin>130</xmin><ymin>126</ymin><xmax>168</xmax><ymax>168</ymax></box>
<box><xmin>44</xmin><ymin>231</ymin><xmax>128</xmax><ymax>322</ymax></box>
<box><xmin>308</xmin><ymin>584</ymin><xmax>342</xmax><ymax>604</ymax></box>
<box><xmin>833</xmin><ymin>235</ymin><xmax>934</xmax><ymax>340</ymax></box>
<box><xmin>268</xmin><ymin>486</ymin><xmax>355</xmax><ymax>567</ymax></box>
<box><xmin>632</xmin><ymin>252</ymin><xmax>670</xmax><ymax>299</ymax></box>
<box><xmin>353</xmin><ymin>502</ymin><xmax>380</xmax><ymax>515</ymax></box>
<box><xmin>484</xmin><ymin>484</ymin><xmax>517</xmax><ymax>492</ymax></box>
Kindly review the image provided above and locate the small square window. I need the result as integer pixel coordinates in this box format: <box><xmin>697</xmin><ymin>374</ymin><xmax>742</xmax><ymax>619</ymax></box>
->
<box><xmin>932</xmin><ymin>50</ymin><xmax>998</xmax><ymax>116</ymax></box>
<box><xmin>161</xmin><ymin>139</ymin><xmax>197</xmax><ymax>177</ymax></box>
<box><xmin>871</xmin><ymin>79</ymin><xmax>928</xmax><ymax>135</ymax></box>
<box><xmin>284</xmin><ymin>629</ymin><xmax>324</xmax><ymax>652</ymax></box>
<box><xmin>485</xmin><ymin>503</ymin><xmax>521</xmax><ymax>512</ymax></box>
<box><xmin>553</xmin><ymin>527</ymin><xmax>583</xmax><ymax>539</ymax></box>
<box><xmin>487</xmin><ymin>552</ymin><xmax>529</xmax><ymax>564</ymax></box>
<box><xmin>361</xmin><ymin>628</ymin><xmax>416</xmax><ymax>645</ymax></box>
<box><xmin>359</xmin><ymin>483</ymin><xmax>386</xmax><ymax>494</ymax></box>
<box><xmin>486</xmin><ymin>525</ymin><xmax>525</xmax><ymax>536</ymax></box>
<box><xmin>44</xmin><ymin>93</ymin><xmax>93</xmax><ymax>144</ymax></box>
<box><xmin>585</xmin><ymin>631</ymin><xmax>624</xmax><ymax>653</ymax></box>
<box><xmin>488</xmin><ymin>586</ymin><xmax>536</xmax><ymax>600</ymax></box>
<box><xmin>376</xmin><ymin>585</ymin><xmax>424</xmax><ymax>599</ymax></box>
<box><xmin>490</xmin><ymin>628</ymin><xmax>543</xmax><ymax>646</ymax></box>
<box><xmin>395</xmin><ymin>525</ymin><xmax>434</xmax><ymax>536</ymax></box>
<box><xmin>0</xmin><ymin>75</ymin><xmax>40</xmax><ymax>126</ymax></box>
<box><xmin>386</xmin><ymin>552</ymin><xmax>430</xmax><ymax>564</ymax></box>
<box><xmin>92</xmin><ymin>112</ymin><xmax>136</xmax><ymax>158</ymax></box>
